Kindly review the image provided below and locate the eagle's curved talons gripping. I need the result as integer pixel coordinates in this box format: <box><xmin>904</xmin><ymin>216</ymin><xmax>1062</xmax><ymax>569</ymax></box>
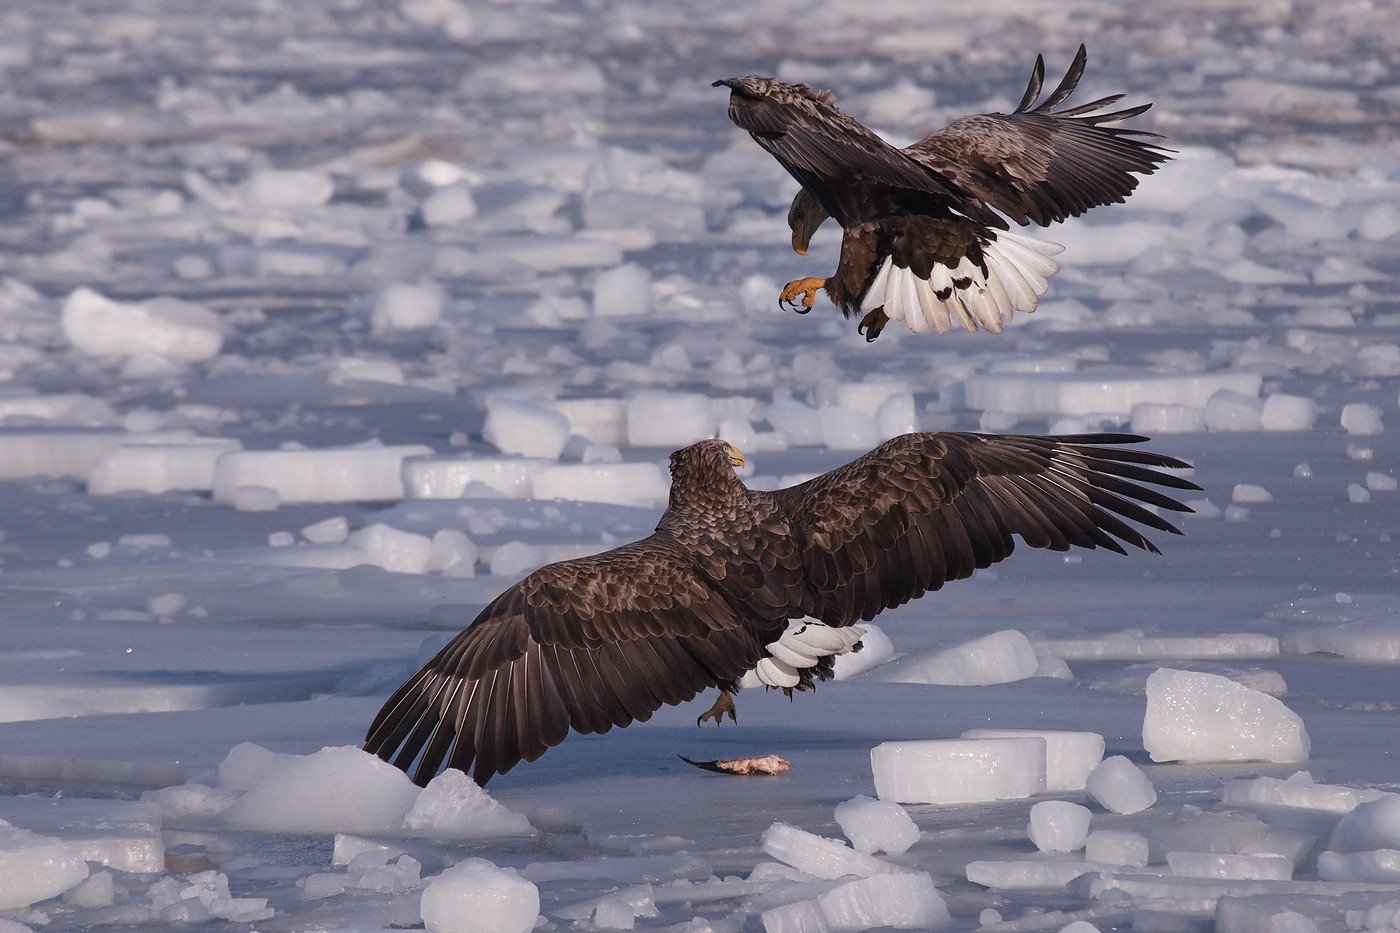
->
<box><xmin>696</xmin><ymin>689</ymin><xmax>737</xmax><ymax>726</ymax></box>
<box><xmin>858</xmin><ymin>307</ymin><xmax>888</xmax><ymax>342</ymax></box>
<box><xmin>779</xmin><ymin>276</ymin><xmax>826</xmax><ymax>315</ymax></box>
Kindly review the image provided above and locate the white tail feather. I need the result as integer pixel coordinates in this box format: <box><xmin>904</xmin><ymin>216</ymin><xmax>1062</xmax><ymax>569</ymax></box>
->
<box><xmin>741</xmin><ymin>619</ymin><xmax>867</xmax><ymax>689</ymax></box>
<box><xmin>860</xmin><ymin>232</ymin><xmax>1062</xmax><ymax>336</ymax></box>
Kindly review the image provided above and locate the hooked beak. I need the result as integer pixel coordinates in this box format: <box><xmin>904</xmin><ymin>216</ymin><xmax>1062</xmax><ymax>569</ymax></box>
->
<box><xmin>790</xmin><ymin>226</ymin><xmax>811</xmax><ymax>256</ymax></box>
<box><xmin>726</xmin><ymin>444</ymin><xmax>745</xmax><ymax>468</ymax></box>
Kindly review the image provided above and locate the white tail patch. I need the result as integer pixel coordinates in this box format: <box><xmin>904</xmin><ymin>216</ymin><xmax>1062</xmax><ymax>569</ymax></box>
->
<box><xmin>862</xmin><ymin>232</ymin><xmax>1063</xmax><ymax>335</ymax></box>
<box><xmin>740</xmin><ymin>618</ymin><xmax>866</xmax><ymax>689</ymax></box>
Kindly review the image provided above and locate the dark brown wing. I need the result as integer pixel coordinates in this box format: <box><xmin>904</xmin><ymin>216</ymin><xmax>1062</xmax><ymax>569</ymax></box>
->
<box><xmin>904</xmin><ymin>45</ymin><xmax>1171</xmax><ymax>227</ymax></box>
<box><xmin>769</xmin><ymin>433</ymin><xmax>1199</xmax><ymax>627</ymax></box>
<box><xmin>786</xmin><ymin>46</ymin><xmax>1169</xmax><ymax>243</ymax></box>
<box><xmin>721</xmin><ymin>79</ymin><xmax>998</xmax><ymax>230</ymax></box>
<box><xmin>364</xmin><ymin>534</ymin><xmax>772</xmax><ymax>786</ymax></box>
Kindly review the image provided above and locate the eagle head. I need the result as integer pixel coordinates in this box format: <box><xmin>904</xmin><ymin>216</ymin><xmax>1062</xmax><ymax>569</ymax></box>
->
<box><xmin>711</xmin><ymin>75</ymin><xmax>778</xmax><ymax>100</ymax></box>
<box><xmin>668</xmin><ymin>439</ymin><xmax>745</xmax><ymax>506</ymax></box>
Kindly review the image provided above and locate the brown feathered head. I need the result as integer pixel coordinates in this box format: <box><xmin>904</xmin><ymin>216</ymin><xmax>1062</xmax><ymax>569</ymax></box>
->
<box><xmin>667</xmin><ymin>439</ymin><xmax>744</xmax><ymax>507</ymax></box>
<box><xmin>711</xmin><ymin>76</ymin><xmax>836</xmax><ymax>107</ymax></box>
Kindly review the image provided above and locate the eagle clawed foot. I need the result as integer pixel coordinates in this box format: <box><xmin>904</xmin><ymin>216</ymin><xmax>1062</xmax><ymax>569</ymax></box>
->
<box><xmin>779</xmin><ymin>277</ymin><xmax>826</xmax><ymax>315</ymax></box>
<box><xmin>696</xmin><ymin>690</ymin><xmax>737</xmax><ymax>727</ymax></box>
<box><xmin>857</xmin><ymin>307</ymin><xmax>888</xmax><ymax>342</ymax></box>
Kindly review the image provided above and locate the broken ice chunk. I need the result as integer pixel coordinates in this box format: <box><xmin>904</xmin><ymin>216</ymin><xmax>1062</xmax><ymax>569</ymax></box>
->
<box><xmin>961</xmin><ymin>729</ymin><xmax>1105</xmax><ymax>792</ymax></box>
<box><xmin>1085</xmin><ymin>756</ymin><xmax>1157</xmax><ymax>814</ymax></box>
<box><xmin>833</xmin><ymin>796</ymin><xmax>919</xmax><ymax>856</ymax></box>
<box><xmin>1028</xmin><ymin>801</ymin><xmax>1092</xmax><ymax>853</ymax></box>
<box><xmin>1143</xmin><ymin>669</ymin><xmax>1309</xmax><ymax>763</ymax></box>
<box><xmin>871</xmin><ymin>738</ymin><xmax>1046</xmax><ymax>805</ymax></box>
<box><xmin>759</xmin><ymin>822</ymin><xmax>892</xmax><ymax>880</ymax></box>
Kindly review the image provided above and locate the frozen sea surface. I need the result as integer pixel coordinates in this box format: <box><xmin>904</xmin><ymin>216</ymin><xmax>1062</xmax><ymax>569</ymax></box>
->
<box><xmin>0</xmin><ymin>0</ymin><xmax>1397</xmax><ymax>928</ymax></box>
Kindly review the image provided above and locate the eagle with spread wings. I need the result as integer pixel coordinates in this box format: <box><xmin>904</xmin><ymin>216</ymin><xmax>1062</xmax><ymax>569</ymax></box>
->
<box><xmin>366</xmin><ymin>433</ymin><xmax>1198</xmax><ymax>786</ymax></box>
<box><xmin>714</xmin><ymin>46</ymin><xmax>1171</xmax><ymax>340</ymax></box>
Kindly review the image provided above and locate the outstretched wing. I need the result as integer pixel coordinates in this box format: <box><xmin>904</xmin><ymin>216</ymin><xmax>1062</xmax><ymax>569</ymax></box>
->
<box><xmin>364</xmin><ymin>534</ymin><xmax>772</xmax><ymax>786</ymax></box>
<box><xmin>786</xmin><ymin>46</ymin><xmax>1169</xmax><ymax>243</ymax></box>
<box><xmin>719</xmin><ymin>78</ymin><xmax>994</xmax><ymax>229</ymax></box>
<box><xmin>905</xmin><ymin>45</ymin><xmax>1172</xmax><ymax>227</ymax></box>
<box><xmin>770</xmin><ymin>433</ymin><xmax>1199</xmax><ymax>626</ymax></box>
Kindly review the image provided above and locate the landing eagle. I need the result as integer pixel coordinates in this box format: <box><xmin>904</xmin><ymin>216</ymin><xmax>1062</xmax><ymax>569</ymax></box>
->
<box><xmin>366</xmin><ymin>433</ymin><xmax>1198</xmax><ymax>786</ymax></box>
<box><xmin>715</xmin><ymin>46</ymin><xmax>1171</xmax><ymax>340</ymax></box>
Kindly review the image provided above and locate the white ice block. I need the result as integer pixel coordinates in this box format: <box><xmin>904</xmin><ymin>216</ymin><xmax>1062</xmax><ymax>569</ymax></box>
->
<box><xmin>483</xmin><ymin>397</ymin><xmax>570</xmax><ymax>460</ymax></box>
<box><xmin>1143</xmin><ymin>669</ymin><xmax>1310</xmax><ymax>764</ymax></box>
<box><xmin>420</xmin><ymin>858</ymin><xmax>539</xmax><ymax>933</ymax></box>
<box><xmin>961</xmin><ymin>729</ymin><xmax>1105</xmax><ymax>792</ymax></box>
<box><xmin>1085</xmin><ymin>756</ymin><xmax>1157</xmax><ymax>814</ymax></box>
<box><xmin>871</xmin><ymin>630</ymin><xmax>1038</xmax><ymax>686</ymax></box>
<box><xmin>759</xmin><ymin>822</ymin><xmax>892</xmax><ymax>880</ymax></box>
<box><xmin>89</xmin><ymin>438</ymin><xmax>242</xmax><ymax>494</ymax></box>
<box><xmin>532</xmin><ymin>462</ymin><xmax>669</xmax><ymax>507</ymax></box>
<box><xmin>1330</xmin><ymin>797</ymin><xmax>1400</xmax><ymax>853</ymax></box>
<box><xmin>964</xmin><ymin>370</ymin><xmax>1262</xmax><ymax>418</ymax></box>
<box><xmin>213</xmin><ymin>444</ymin><xmax>433</xmax><ymax>504</ymax></box>
<box><xmin>1282</xmin><ymin>617</ymin><xmax>1400</xmax><ymax>663</ymax></box>
<box><xmin>221</xmin><ymin>746</ymin><xmax>421</xmax><ymax>835</ymax></box>
<box><xmin>0</xmin><ymin>819</ymin><xmax>89</xmax><ymax>911</ymax></box>
<box><xmin>1220</xmin><ymin>772</ymin><xmax>1391</xmax><ymax>814</ymax></box>
<box><xmin>544</xmin><ymin>397</ymin><xmax>627</xmax><ymax>446</ymax></box>
<box><xmin>1085</xmin><ymin>830</ymin><xmax>1149</xmax><ymax>868</ymax></box>
<box><xmin>402</xmin><ymin>769</ymin><xmax>534</xmax><ymax>838</ymax></box>
<box><xmin>965</xmin><ymin>859</ymin><xmax>1098</xmax><ymax>890</ymax></box>
<box><xmin>871</xmin><ymin>738</ymin><xmax>1047</xmax><ymax>806</ymax></box>
<box><xmin>62</xmin><ymin>287</ymin><xmax>223</xmax><ymax>362</ymax></box>
<box><xmin>762</xmin><ymin>900</ymin><xmax>829</xmax><ymax>933</ymax></box>
<box><xmin>816</xmin><ymin>872</ymin><xmax>950</xmax><ymax>930</ymax></box>
<box><xmin>1167</xmin><ymin>851</ymin><xmax>1292</xmax><ymax>880</ymax></box>
<box><xmin>403</xmin><ymin>455</ymin><xmax>548</xmax><ymax>499</ymax></box>
<box><xmin>1317</xmin><ymin>848</ymin><xmax>1400</xmax><ymax>883</ymax></box>
<box><xmin>831</xmin><ymin>625</ymin><xmax>896</xmax><ymax>680</ymax></box>
<box><xmin>1028</xmin><ymin>800</ymin><xmax>1092</xmax><ymax>853</ymax></box>
<box><xmin>833</xmin><ymin>796</ymin><xmax>919</xmax><ymax>856</ymax></box>
<box><xmin>625</xmin><ymin>391</ymin><xmax>715</xmax><ymax>447</ymax></box>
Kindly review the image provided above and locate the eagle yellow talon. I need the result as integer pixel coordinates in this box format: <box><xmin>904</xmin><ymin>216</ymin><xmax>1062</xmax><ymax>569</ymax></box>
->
<box><xmin>779</xmin><ymin>277</ymin><xmax>827</xmax><ymax>315</ymax></box>
<box><xmin>696</xmin><ymin>690</ymin><xmax>737</xmax><ymax>726</ymax></box>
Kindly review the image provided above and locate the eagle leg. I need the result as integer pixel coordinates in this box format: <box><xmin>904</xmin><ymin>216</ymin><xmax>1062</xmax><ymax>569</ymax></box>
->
<box><xmin>696</xmin><ymin>690</ymin><xmax>737</xmax><ymax>727</ymax></box>
<box><xmin>779</xmin><ymin>277</ymin><xmax>827</xmax><ymax>315</ymax></box>
<box><xmin>857</xmin><ymin>307</ymin><xmax>888</xmax><ymax>342</ymax></box>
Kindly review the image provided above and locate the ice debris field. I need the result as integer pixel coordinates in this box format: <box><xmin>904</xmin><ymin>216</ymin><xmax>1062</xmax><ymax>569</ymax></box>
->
<box><xmin>0</xmin><ymin>0</ymin><xmax>1397</xmax><ymax>930</ymax></box>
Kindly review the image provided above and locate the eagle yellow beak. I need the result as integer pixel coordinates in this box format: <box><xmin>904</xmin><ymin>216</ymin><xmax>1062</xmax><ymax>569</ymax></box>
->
<box><xmin>790</xmin><ymin>227</ymin><xmax>810</xmax><ymax>256</ymax></box>
<box><xmin>726</xmin><ymin>444</ymin><xmax>745</xmax><ymax>468</ymax></box>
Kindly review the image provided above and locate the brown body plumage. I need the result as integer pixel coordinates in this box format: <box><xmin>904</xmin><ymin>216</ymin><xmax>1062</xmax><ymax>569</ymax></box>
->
<box><xmin>715</xmin><ymin>46</ymin><xmax>1171</xmax><ymax>340</ymax></box>
<box><xmin>365</xmin><ymin>433</ymin><xmax>1199</xmax><ymax>786</ymax></box>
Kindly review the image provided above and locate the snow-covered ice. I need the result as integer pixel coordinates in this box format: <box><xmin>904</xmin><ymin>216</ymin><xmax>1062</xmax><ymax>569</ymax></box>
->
<box><xmin>1143</xmin><ymin>669</ymin><xmax>1310</xmax><ymax>763</ymax></box>
<box><xmin>0</xmin><ymin>0</ymin><xmax>1397</xmax><ymax>928</ymax></box>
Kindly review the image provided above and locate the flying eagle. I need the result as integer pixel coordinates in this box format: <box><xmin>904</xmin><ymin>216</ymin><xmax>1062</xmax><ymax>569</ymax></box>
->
<box><xmin>365</xmin><ymin>433</ymin><xmax>1198</xmax><ymax>786</ymax></box>
<box><xmin>714</xmin><ymin>46</ymin><xmax>1171</xmax><ymax>340</ymax></box>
